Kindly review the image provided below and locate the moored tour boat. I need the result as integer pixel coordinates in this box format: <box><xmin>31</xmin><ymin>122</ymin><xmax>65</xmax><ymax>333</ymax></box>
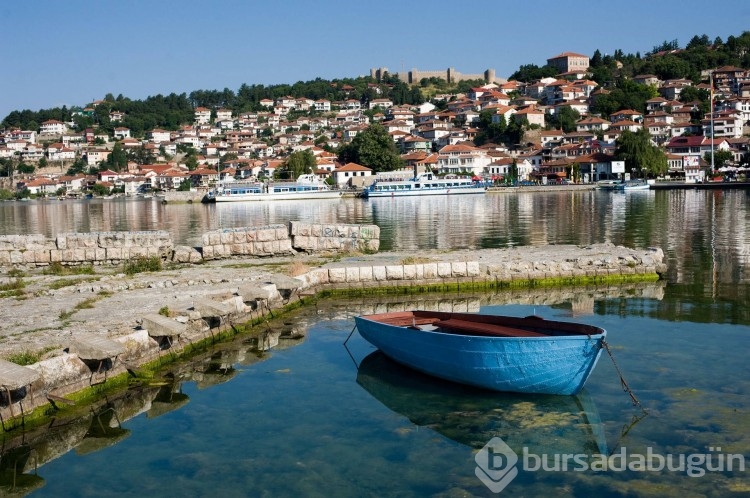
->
<box><xmin>616</xmin><ymin>179</ymin><xmax>651</xmax><ymax>191</ymax></box>
<box><xmin>354</xmin><ymin>310</ymin><xmax>607</xmax><ymax>395</ymax></box>
<box><xmin>207</xmin><ymin>174</ymin><xmax>342</xmax><ymax>202</ymax></box>
<box><xmin>363</xmin><ymin>172</ymin><xmax>486</xmax><ymax>198</ymax></box>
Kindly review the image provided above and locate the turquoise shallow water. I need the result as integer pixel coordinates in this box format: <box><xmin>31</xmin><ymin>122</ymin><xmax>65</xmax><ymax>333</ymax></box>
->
<box><xmin>8</xmin><ymin>296</ymin><xmax>749</xmax><ymax>498</ymax></box>
<box><xmin>2</xmin><ymin>189</ymin><xmax>750</xmax><ymax>496</ymax></box>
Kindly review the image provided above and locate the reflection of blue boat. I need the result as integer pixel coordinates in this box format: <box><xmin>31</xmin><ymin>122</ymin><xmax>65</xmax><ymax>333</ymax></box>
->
<box><xmin>354</xmin><ymin>310</ymin><xmax>606</xmax><ymax>395</ymax></box>
<box><xmin>357</xmin><ymin>351</ymin><xmax>608</xmax><ymax>455</ymax></box>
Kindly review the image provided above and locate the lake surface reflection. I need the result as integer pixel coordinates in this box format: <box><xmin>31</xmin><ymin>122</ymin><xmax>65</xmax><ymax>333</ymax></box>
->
<box><xmin>2</xmin><ymin>190</ymin><xmax>750</xmax><ymax>496</ymax></box>
<box><xmin>5</xmin><ymin>289</ymin><xmax>749</xmax><ymax>497</ymax></box>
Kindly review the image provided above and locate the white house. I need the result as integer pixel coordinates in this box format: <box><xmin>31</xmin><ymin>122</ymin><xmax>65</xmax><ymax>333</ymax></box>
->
<box><xmin>148</xmin><ymin>129</ymin><xmax>172</xmax><ymax>143</ymax></box>
<box><xmin>215</xmin><ymin>108</ymin><xmax>232</xmax><ymax>121</ymax></box>
<box><xmin>194</xmin><ymin>107</ymin><xmax>211</xmax><ymax>124</ymax></box>
<box><xmin>436</xmin><ymin>144</ymin><xmax>492</xmax><ymax>176</ymax></box>
<box><xmin>332</xmin><ymin>162</ymin><xmax>373</xmax><ymax>187</ymax></box>
<box><xmin>314</xmin><ymin>99</ymin><xmax>331</xmax><ymax>112</ymax></box>
<box><xmin>40</xmin><ymin>120</ymin><xmax>66</xmax><ymax>135</ymax></box>
<box><xmin>114</xmin><ymin>127</ymin><xmax>131</xmax><ymax>139</ymax></box>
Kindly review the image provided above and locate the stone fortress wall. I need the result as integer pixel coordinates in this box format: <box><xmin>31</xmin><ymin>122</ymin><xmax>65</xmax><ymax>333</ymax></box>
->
<box><xmin>370</xmin><ymin>67</ymin><xmax>506</xmax><ymax>85</ymax></box>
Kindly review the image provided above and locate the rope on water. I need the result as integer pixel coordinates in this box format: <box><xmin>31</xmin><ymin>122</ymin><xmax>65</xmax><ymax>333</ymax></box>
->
<box><xmin>601</xmin><ymin>339</ymin><xmax>647</xmax><ymax>413</ymax></box>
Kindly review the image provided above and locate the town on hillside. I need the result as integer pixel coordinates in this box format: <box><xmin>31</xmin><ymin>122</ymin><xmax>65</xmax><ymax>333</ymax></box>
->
<box><xmin>2</xmin><ymin>48</ymin><xmax>750</xmax><ymax>199</ymax></box>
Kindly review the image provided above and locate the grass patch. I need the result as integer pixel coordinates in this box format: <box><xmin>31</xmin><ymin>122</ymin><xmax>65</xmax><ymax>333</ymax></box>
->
<box><xmin>48</xmin><ymin>278</ymin><xmax>80</xmax><ymax>290</ymax></box>
<box><xmin>159</xmin><ymin>306</ymin><xmax>172</xmax><ymax>317</ymax></box>
<box><xmin>74</xmin><ymin>297</ymin><xmax>98</xmax><ymax>310</ymax></box>
<box><xmin>0</xmin><ymin>278</ymin><xmax>25</xmax><ymax>292</ymax></box>
<box><xmin>42</xmin><ymin>262</ymin><xmax>95</xmax><ymax>276</ymax></box>
<box><xmin>123</xmin><ymin>256</ymin><xmax>162</xmax><ymax>275</ymax></box>
<box><xmin>400</xmin><ymin>256</ymin><xmax>434</xmax><ymax>265</ymax></box>
<box><xmin>59</xmin><ymin>294</ymin><xmax>109</xmax><ymax>322</ymax></box>
<box><xmin>5</xmin><ymin>345</ymin><xmax>59</xmax><ymax>366</ymax></box>
<box><xmin>7</xmin><ymin>268</ymin><xmax>25</xmax><ymax>278</ymax></box>
<box><xmin>0</xmin><ymin>278</ymin><xmax>26</xmax><ymax>298</ymax></box>
<box><xmin>286</xmin><ymin>261</ymin><xmax>310</xmax><ymax>277</ymax></box>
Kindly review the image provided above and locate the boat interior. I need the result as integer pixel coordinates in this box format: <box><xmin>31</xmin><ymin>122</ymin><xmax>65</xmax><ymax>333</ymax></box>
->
<box><xmin>365</xmin><ymin>310</ymin><xmax>602</xmax><ymax>338</ymax></box>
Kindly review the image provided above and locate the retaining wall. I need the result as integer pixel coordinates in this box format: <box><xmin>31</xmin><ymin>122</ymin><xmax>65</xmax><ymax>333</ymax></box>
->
<box><xmin>0</xmin><ymin>222</ymin><xmax>381</xmax><ymax>267</ymax></box>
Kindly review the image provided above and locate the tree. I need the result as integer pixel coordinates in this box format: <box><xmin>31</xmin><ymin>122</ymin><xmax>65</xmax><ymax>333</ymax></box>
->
<box><xmin>547</xmin><ymin>106</ymin><xmax>580</xmax><ymax>133</ymax></box>
<box><xmin>508</xmin><ymin>159</ymin><xmax>519</xmax><ymax>185</ymax></box>
<box><xmin>17</xmin><ymin>161</ymin><xmax>35</xmax><ymax>174</ymax></box>
<box><xmin>66</xmin><ymin>157</ymin><xmax>87</xmax><ymax>176</ymax></box>
<box><xmin>509</xmin><ymin>64</ymin><xmax>558</xmax><ymax>82</ymax></box>
<box><xmin>106</xmin><ymin>142</ymin><xmax>128</xmax><ymax>171</ymax></box>
<box><xmin>337</xmin><ymin>123</ymin><xmax>403</xmax><ymax>172</ymax></box>
<box><xmin>90</xmin><ymin>183</ymin><xmax>110</xmax><ymax>196</ymax></box>
<box><xmin>615</xmin><ymin>128</ymin><xmax>668</xmax><ymax>178</ymax></box>
<box><xmin>38</xmin><ymin>157</ymin><xmax>48</xmax><ymax>169</ymax></box>
<box><xmin>278</xmin><ymin>150</ymin><xmax>316</xmax><ymax>179</ymax></box>
<box><xmin>704</xmin><ymin>150</ymin><xmax>733</xmax><ymax>170</ymax></box>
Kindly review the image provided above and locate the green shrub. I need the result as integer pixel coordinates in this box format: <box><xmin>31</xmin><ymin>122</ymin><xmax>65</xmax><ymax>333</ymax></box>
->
<box><xmin>124</xmin><ymin>256</ymin><xmax>162</xmax><ymax>275</ymax></box>
<box><xmin>43</xmin><ymin>262</ymin><xmax>94</xmax><ymax>276</ymax></box>
<box><xmin>7</xmin><ymin>351</ymin><xmax>41</xmax><ymax>366</ymax></box>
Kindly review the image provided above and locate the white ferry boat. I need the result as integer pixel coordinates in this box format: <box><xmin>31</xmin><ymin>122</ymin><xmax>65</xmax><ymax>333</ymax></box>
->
<box><xmin>207</xmin><ymin>174</ymin><xmax>342</xmax><ymax>202</ymax></box>
<box><xmin>363</xmin><ymin>172</ymin><xmax>486</xmax><ymax>198</ymax></box>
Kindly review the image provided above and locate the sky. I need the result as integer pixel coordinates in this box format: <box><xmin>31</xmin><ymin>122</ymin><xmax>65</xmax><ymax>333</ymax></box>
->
<box><xmin>2</xmin><ymin>0</ymin><xmax>750</xmax><ymax>120</ymax></box>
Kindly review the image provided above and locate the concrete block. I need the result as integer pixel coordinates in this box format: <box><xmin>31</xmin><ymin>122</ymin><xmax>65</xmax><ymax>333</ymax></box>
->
<box><xmin>359</xmin><ymin>266</ymin><xmax>373</xmax><ymax>282</ymax></box>
<box><xmin>345</xmin><ymin>267</ymin><xmax>360</xmax><ymax>282</ymax></box>
<box><xmin>437</xmin><ymin>262</ymin><xmax>453</xmax><ymax>278</ymax></box>
<box><xmin>238</xmin><ymin>282</ymin><xmax>280</xmax><ymax>302</ymax></box>
<box><xmin>141</xmin><ymin>313</ymin><xmax>187</xmax><ymax>338</ymax></box>
<box><xmin>193</xmin><ymin>299</ymin><xmax>236</xmax><ymax>318</ymax></box>
<box><xmin>467</xmin><ymin>261</ymin><xmax>480</xmax><ymax>277</ymax></box>
<box><xmin>451</xmin><ymin>262</ymin><xmax>467</xmax><ymax>277</ymax></box>
<box><xmin>423</xmin><ymin>263</ymin><xmax>438</xmax><ymax>279</ymax></box>
<box><xmin>385</xmin><ymin>265</ymin><xmax>404</xmax><ymax>280</ymax></box>
<box><xmin>328</xmin><ymin>268</ymin><xmax>346</xmax><ymax>283</ymax></box>
<box><xmin>403</xmin><ymin>265</ymin><xmax>416</xmax><ymax>280</ymax></box>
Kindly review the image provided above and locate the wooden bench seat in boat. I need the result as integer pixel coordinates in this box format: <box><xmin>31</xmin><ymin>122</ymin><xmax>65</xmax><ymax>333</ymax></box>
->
<box><xmin>434</xmin><ymin>319</ymin><xmax>548</xmax><ymax>338</ymax></box>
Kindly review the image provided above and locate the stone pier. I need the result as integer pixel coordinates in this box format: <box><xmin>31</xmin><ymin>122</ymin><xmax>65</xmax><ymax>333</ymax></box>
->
<box><xmin>0</xmin><ymin>242</ymin><xmax>666</xmax><ymax>428</ymax></box>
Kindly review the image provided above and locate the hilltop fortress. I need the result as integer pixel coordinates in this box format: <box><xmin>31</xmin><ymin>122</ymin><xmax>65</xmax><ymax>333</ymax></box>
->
<box><xmin>370</xmin><ymin>67</ymin><xmax>507</xmax><ymax>85</ymax></box>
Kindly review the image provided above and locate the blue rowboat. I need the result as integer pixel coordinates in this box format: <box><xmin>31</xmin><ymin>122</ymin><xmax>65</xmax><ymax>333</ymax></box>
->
<box><xmin>353</xmin><ymin>310</ymin><xmax>606</xmax><ymax>395</ymax></box>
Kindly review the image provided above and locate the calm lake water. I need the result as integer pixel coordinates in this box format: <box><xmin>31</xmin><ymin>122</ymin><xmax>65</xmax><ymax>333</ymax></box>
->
<box><xmin>2</xmin><ymin>190</ymin><xmax>750</xmax><ymax>497</ymax></box>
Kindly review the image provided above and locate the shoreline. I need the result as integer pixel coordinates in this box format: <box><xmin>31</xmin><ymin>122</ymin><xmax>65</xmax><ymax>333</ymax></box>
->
<box><xmin>0</xmin><ymin>243</ymin><xmax>666</xmax><ymax>429</ymax></box>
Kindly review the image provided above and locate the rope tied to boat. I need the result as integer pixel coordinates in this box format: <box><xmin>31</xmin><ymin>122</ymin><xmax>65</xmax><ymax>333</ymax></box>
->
<box><xmin>601</xmin><ymin>339</ymin><xmax>647</xmax><ymax>413</ymax></box>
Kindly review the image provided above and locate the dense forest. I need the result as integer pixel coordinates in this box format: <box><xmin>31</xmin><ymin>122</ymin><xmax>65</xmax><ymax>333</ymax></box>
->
<box><xmin>3</xmin><ymin>31</ymin><xmax>750</xmax><ymax>135</ymax></box>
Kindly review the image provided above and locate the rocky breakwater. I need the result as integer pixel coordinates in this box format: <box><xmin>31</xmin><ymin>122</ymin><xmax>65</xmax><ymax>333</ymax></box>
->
<box><xmin>0</xmin><ymin>242</ymin><xmax>664</xmax><ymax>429</ymax></box>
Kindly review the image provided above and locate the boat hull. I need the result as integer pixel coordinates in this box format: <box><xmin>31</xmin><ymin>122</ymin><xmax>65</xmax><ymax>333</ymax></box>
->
<box><xmin>364</xmin><ymin>172</ymin><xmax>487</xmax><ymax>198</ymax></box>
<box><xmin>213</xmin><ymin>191</ymin><xmax>342</xmax><ymax>202</ymax></box>
<box><xmin>354</xmin><ymin>312</ymin><xmax>606</xmax><ymax>395</ymax></box>
<box><xmin>364</xmin><ymin>186</ymin><xmax>486</xmax><ymax>198</ymax></box>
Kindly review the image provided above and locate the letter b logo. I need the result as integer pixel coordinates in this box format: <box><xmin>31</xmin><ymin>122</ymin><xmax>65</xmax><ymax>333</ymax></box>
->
<box><xmin>475</xmin><ymin>437</ymin><xmax>519</xmax><ymax>493</ymax></box>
